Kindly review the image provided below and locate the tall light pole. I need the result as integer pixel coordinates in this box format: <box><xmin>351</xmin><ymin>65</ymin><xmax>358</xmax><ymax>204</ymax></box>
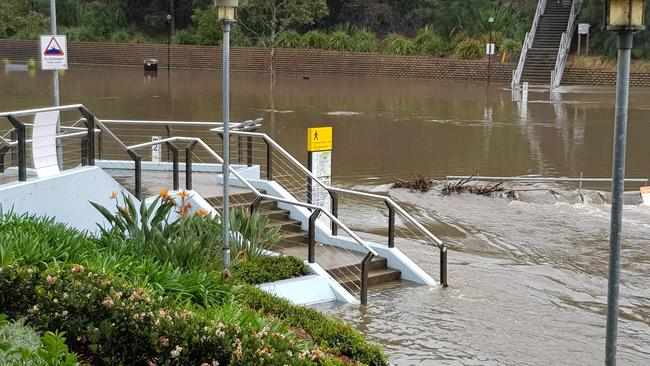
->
<box><xmin>604</xmin><ymin>1</ymin><xmax>645</xmax><ymax>365</ymax></box>
<box><xmin>487</xmin><ymin>16</ymin><xmax>495</xmax><ymax>85</ymax></box>
<box><xmin>215</xmin><ymin>0</ymin><xmax>238</xmax><ymax>270</ymax></box>
<box><xmin>50</xmin><ymin>0</ymin><xmax>62</xmax><ymax>168</ymax></box>
<box><xmin>167</xmin><ymin>14</ymin><xmax>172</xmax><ymax>72</ymax></box>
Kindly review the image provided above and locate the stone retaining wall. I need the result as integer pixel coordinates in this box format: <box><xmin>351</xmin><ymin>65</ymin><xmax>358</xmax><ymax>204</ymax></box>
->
<box><xmin>1</xmin><ymin>39</ymin><xmax>649</xmax><ymax>87</ymax></box>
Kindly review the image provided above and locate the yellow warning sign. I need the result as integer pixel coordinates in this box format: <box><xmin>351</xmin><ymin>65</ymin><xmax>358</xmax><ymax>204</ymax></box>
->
<box><xmin>307</xmin><ymin>127</ymin><xmax>332</xmax><ymax>152</ymax></box>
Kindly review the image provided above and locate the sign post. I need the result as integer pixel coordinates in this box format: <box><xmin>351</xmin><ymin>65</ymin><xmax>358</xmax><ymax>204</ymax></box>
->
<box><xmin>307</xmin><ymin>127</ymin><xmax>333</xmax><ymax>218</ymax></box>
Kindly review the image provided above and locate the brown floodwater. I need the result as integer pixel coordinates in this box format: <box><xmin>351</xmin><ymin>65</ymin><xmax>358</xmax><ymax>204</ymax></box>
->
<box><xmin>2</xmin><ymin>67</ymin><xmax>650</xmax><ymax>365</ymax></box>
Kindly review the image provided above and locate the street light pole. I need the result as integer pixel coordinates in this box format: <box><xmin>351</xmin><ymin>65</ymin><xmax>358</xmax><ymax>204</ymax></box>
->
<box><xmin>49</xmin><ymin>0</ymin><xmax>59</xmax><ymax>107</ymax></box>
<box><xmin>604</xmin><ymin>1</ymin><xmax>645</xmax><ymax>365</ymax></box>
<box><xmin>215</xmin><ymin>0</ymin><xmax>238</xmax><ymax>270</ymax></box>
<box><xmin>167</xmin><ymin>14</ymin><xmax>172</xmax><ymax>72</ymax></box>
<box><xmin>488</xmin><ymin>16</ymin><xmax>495</xmax><ymax>85</ymax></box>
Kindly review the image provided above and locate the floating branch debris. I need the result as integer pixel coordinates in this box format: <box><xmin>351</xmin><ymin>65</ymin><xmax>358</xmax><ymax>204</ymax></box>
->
<box><xmin>392</xmin><ymin>174</ymin><xmax>436</xmax><ymax>192</ymax></box>
<box><xmin>441</xmin><ymin>176</ymin><xmax>508</xmax><ymax>196</ymax></box>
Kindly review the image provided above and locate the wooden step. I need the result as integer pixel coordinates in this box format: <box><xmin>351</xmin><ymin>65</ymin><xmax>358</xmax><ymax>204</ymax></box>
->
<box><xmin>267</xmin><ymin>218</ymin><xmax>303</xmax><ymax>232</ymax></box>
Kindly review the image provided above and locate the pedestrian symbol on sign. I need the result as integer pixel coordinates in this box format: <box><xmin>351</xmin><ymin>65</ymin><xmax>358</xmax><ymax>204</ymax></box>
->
<box><xmin>314</xmin><ymin>131</ymin><xmax>319</xmax><ymax>141</ymax></box>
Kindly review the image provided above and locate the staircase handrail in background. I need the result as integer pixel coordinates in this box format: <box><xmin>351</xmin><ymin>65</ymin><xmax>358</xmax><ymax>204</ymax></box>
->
<box><xmin>551</xmin><ymin>0</ymin><xmax>583</xmax><ymax>89</ymax></box>
<box><xmin>512</xmin><ymin>0</ymin><xmax>548</xmax><ymax>88</ymax></box>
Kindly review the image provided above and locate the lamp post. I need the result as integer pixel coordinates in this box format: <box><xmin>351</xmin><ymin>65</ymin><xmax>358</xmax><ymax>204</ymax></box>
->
<box><xmin>604</xmin><ymin>1</ymin><xmax>645</xmax><ymax>365</ymax></box>
<box><xmin>167</xmin><ymin>14</ymin><xmax>172</xmax><ymax>72</ymax></box>
<box><xmin>487</xmin><ymin>17</ymin><xmax>495</xmax><ymax>84</ymax></box>
<box><xmin>215</xmin><ymin>0</ymin><xmax>238</xmax><ymax>270</ymax></box>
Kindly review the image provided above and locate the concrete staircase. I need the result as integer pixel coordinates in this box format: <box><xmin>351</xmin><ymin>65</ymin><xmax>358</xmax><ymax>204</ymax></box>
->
<box><xmin>521</xmin><ymin>1</ymin><xmax>572</xmax><ymax>84</ymax></box>
<box><xmin>206</xmin><ymin>192</ymin><xmax>402</xmax><ymax>293</ymax></box>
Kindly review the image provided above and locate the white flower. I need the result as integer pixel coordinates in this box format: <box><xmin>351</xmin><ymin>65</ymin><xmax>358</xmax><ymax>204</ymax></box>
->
<box><xmin>170</xmin><ymin>345</ymin><xmax>182</xmax><ymax>359</ymax></box>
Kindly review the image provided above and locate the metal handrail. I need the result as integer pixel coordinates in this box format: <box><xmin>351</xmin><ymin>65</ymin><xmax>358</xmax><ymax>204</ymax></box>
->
<box><xmin>512</xmin><ymin>0</ymin><xmax>548</xmax><ymax>88</ymax></box>
<box><xmin>551</xmin><ymin>0</ymin><xmax>583</xmax><ymax>89</ymax></box>
<box><xmin>124</xmin><ymin>136</ymin><xmax>379</xmax><ymax>257</ymax></box>
<box><xmin>230</xmin><ymin>131</ymin><xmax>445</xmax><ymax>247</ymax></box>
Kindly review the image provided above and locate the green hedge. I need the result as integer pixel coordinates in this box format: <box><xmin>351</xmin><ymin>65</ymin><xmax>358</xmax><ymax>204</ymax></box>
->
<box><xmin>238</xmin><ymin>285</ymin><xmax>389</xmax><ymax>366</ymax></box>
<box><xmin>234</xmin><ymin>256</ymin><xmax>309</xmax><ymax>285</ymax></box>
<box><xmin>0</xmin><ymin>264</ymin><xmax>349</xmax><ymax>365</ymax></box>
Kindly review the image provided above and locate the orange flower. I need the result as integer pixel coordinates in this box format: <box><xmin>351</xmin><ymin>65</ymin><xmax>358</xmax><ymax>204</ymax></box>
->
<box><xmin>178</xmin><ymin>190</ymin><xmax>189</xmax><ymax>199</ymax></box>
<box><xmin>159</xmin><ymin>188</ymin><xmax>170</xmax><ymax>200</ymax></box>
<box><xmin>110</xmin><ymin>191</ymin><xmax>118</xmax><ymax>199</ymax></box>
<box><xmin>197</xmin><ymin>208</ymin><xmax>208</xmax><ymax>217</ymax></box>
<box><xmin>179</xmin><ymin>202</ymin><xmax>192</xmax><ymax>216</ymax></box>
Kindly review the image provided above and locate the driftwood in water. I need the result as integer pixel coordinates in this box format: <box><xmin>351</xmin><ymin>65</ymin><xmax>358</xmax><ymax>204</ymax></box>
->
<box><xmin>441</xmin><ymin>176</ymin><xmax>508</xmax><ymax>196</ymax></box>
<box><xmin>392</xmin><ymin>174</ymin><xmax>436</xmax><ymax>192</ymax></box>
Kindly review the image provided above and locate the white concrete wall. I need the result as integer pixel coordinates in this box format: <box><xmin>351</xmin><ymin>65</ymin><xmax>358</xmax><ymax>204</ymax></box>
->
<box><xmin>0</xmin><ymin>166</ymin><xmax>136</xmax><ymax>233</ymax></box>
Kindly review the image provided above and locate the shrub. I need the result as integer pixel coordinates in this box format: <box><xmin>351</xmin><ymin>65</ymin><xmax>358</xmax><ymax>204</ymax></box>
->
<box><xmin>239</xmin><ymin>285</ymin><xmax>389</xmax><ymax>366</ymax></box>
<box><xmin>350</xmin><ymin>28</ymin><xmax>379</xmax><ymax>52</ymax></box>
<box><xmin>59</xmin><ymin>26</ymin><xmax>96</xmax><ymax>42</ymax></box>
<box><xmin>0</xmin><ymin>315</ymin><xmax>79</xmax><ymax>365</ymax></box>
<box><xmin>454</xmin><ymin>38</ymin><xmax>483</xmax><ymax>60</ymax></box>
<box><xmin>501</xmin><ymin>38</ymin><xmax>522</xmax><ymax>55</ymax></box>
<box><xmin>173</xmin><ymin>28</ymin><xmax>196</xmax><ymax>45</ymax></box>
<box><xmin>0</xmin><ymin>265</ymin><xmax>345</xmax><ymax>365</ymax></box>
<box><xmin>277</xmin><ymin>30</ymin><xmax>303</xmax><ymax>48</ymax></box>
<box><xmin>234</xmin><ymin>256</ymin><xmax>308</xmax><ymax>284</ymax></box>
<box><xmin>326</xmin><ymin>30</ymin><xmax>352</xmax><ymax>51</ymax></box>
<box><xmin>79</xmin><ymin>2</ymin><xmax>127</xmax><ymax>41</ymax></box>
<box><xmin>415</xmin><ymin>25</ymin><xmax>447</xmax><ymax>55</ymax></box>
<box><xmin>192</xmin><ymin>7</ymin><xmax>222</xmax><ymax>46</ymax></box>
<box><xmin>303</xmin><ymin>30</ymin><xmax>328</xmax><ymax>49</ymax></box>
<box><xmin>383</xmin><ymin>33</ymin><xmax>416</xmax><ymax>56</ymax></box>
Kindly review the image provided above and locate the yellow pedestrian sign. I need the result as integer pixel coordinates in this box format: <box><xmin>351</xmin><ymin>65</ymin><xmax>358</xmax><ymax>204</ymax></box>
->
<box><xmin>307</xmin><ymin>127</ymin><xmax>332</xmax><ymax>152</ymax></box>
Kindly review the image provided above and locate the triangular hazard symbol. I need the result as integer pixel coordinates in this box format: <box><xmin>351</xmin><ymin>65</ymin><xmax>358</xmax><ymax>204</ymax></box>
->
<box><xmin>44</xmin><ymin>37</ymin><xmax>64</xmax><ymax>56</ymax></box>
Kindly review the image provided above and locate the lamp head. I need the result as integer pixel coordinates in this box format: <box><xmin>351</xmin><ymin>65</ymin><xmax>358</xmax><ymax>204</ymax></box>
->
<box><xmin>488</xmin><ymin>17</ymin><xmax>495</xmax><ymax>23</ymax></box>
<box><xmin>214</xmin><ymin>0</ymin><xmax>238</xmax><ymax>21</ymax></box>
<box><xmin>607</xmin><ymin>0</ymin><xmax>646</xmax><ymax>31</ymax></box>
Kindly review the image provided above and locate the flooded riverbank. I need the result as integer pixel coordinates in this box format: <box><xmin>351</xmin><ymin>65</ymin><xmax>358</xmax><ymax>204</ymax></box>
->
<box><xmin>2</xmin><ymin>67</ymin><xmax>650</xmax><ymax>365</ymax></box>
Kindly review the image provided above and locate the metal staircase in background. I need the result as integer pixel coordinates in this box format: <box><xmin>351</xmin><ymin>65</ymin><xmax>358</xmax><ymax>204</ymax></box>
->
<box><xmin>513</xmin><ymin>0</ymin><xmax>582</xmax><ymax>88</ymax></box>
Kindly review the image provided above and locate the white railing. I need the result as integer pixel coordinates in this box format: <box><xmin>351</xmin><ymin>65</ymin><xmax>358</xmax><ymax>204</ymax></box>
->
<box><xmin>512</xmin><ymin>0</ymin><xmax>548</xmax><ymax>88</ymax></box>
<box><xmin>551</xmin><ymin>0</ymin><xmax>583</xmax><ymax>89</ymax></box>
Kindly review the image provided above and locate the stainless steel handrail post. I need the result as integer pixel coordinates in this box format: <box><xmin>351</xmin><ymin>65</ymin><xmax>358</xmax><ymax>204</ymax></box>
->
<box><xmin>127</xmin><ymin>149</ymin><xmax>142</xmax><ymax>200</ymax></box>
<box><xmin>308</xmin><ymin>209</ymin><xmax>322</xmax><ymax>263</ymax></box>
<box><xmin>360</xmin><ymin>252</ymin><xmax>374</xmax><ymax>305</ymax></box>
<box><xmin>165</xmin><ymin>142</ymin><xmax>180</xmax><ymax>190</ymax></box>
<box><xmin>7</xmin><ymin>116</ymin><xmax>27</xmax><ymax>182</ymax></box>
<box><xmin>185</xmin><ymin>141</ymin><xmax>198</xmax><ymax>191</ymax></box>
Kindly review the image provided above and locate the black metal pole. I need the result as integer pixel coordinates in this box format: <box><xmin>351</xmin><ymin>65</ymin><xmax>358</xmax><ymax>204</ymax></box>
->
<box><xmin>185</xmin><ymin>141</ymin><xmax>198</xmax><ymax>191</ymax></box>
<box><xmin>0</xmin><ymin>146</ymin><xmax>9</xmax><ymax>173</ymax></box>
<box><xmin>329</xmin><ymin>191</ymin><xmax>339</xmax><ymax>236</ymax></box>
<box><xmin>246</xmin><ymin>136</ymin><xmax>253</xmax><ymax>167</ymax></box>
<box><xmin>265</xmin><ymin>140</ymin><xmax>273</xmax><ymax>180</ymax></box>
<box><xmin>440</xmin><ymin>246</ymin><xmax>448</xmax><ymax>287</ymax></box>
<box><xmin>127</xmin><ymin>150</ymin><xmax>142</xmax><ymax>200</ymax></box>
<box><xmin>386</xmin><ymin>202</ymin><xmax>395</xmax><ymax>248</ymax></box>
<box><xmin>7</xmin><ymin>116</ymin><xmax>26</xmax><ymax>182</ymax></box>
<box><xmin>488</xmin><ymin>20</ymin><xmax>493</xmax><ymax>84</ymax></box>
<box><xmin>250</xmin><ymin>196</ymin><xmax>263</xmax><ymax>214</ymax></box>
<box><xmin>78</xmin><ymin>107</ymin><xmax>96</xmax><ymax>166</ymax></box>
<box><xmin>360</xmin><ymin>252</ymin><xmax>373</xmax><ymax>306</ymax></box>
<box><xmin>166</xmin><ymin>142</ymin><xmax>179</xmax><ymax>190</ymax></box>
<box><xmin>308</xmin><ymin>209</ymin><xmax>321</xmax><ymax>263</ymax></box>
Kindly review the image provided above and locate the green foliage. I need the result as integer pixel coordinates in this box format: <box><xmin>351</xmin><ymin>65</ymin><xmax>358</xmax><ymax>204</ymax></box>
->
<box><xmin>415</xmin><ymin>25</ymin><xmax>447</xmax><ymax>55</ymax></box>
<box><xmin>234</xmin><ymin>256</ymin><xmax>308</xmax><ymax>284</ymax></box>
<box><xmin>192</xmin><ymin>7</ymin><xmax>222</xmax><ymax>46</ymax></box>
<box><xmin>0</xmin><ymin>0</ymin><xmax>48</xmax><ymax>40</ymax></box>
<box><xmin>350</xmin><ymin>28</ymin><xmax>379</xmax><ymax>52</ymax></box>
<box><xmin>501</xmin><ymin>38</ymin><xmax>522</xmax><ymax>55</ymax></box>
<box><xmin>326</xmin><ymin>30</ymin><xmax>352</xmax><ymax>51</ymax></box>
<box><xmin>0</xmin><ymin>265</ymin><xmax>344</xmax><ymax>365</ymax></box>
<box><xmin>303</xmin><ymin>30</ymin><xmax>329</xmax><ymax>49</ymax></box>
<box><xmin>384</xmin><ymin>33</ymin><xmax>416</xmax><ymax>56</ymax></box>
<box><xmin>277</xmin><ymin>30</ymin><xmax>304</xmax><ymax>48</ymax></box>
<box><xmin>0</xmin><ymin>317</ymin><xmax>79</xmax><ymax>365</ymax></box>
<box><xmin>79</xmin><ymin>2</ymin><xmax>127</xmax><ymax>40</ymax></box>
<box><xmin>229</xmin><ymin>208</ymin><xmax>282</xmax><ymax>262</ymax></box>
<box><xmin>173</xmin><ymin>28</ymin><xmax>196</xmax><ymax>45</ymax></box>
<box><xmin>454</xmin><ymin>38</ymin><xmax>483</xmax><ymax>60</ymax></box>
<box><xmin>239</xmin><ymin>285</ymin><xmax>389</xmax><ymax>366</ymax></box>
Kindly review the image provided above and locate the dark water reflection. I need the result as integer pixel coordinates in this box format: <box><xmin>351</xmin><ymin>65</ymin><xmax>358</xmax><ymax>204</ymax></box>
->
<box><xmin>2</xmin><ymin>67</ymin><xmax>650</xmax><ymax>365</ymax></box>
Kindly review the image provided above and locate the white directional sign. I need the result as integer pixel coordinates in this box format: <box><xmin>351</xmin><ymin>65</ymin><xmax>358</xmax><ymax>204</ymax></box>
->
<box><xmin>40</xmin><ymin>35</ymin><xmax>68</xmax><ymax>70</ymax></box>
<box><xmin>151</xmin><ymin>136</ymin><xmax>162</xmax><ymax>162</ymax></box>
<box><xmin>486</xmin><ymin>43</ymin><xmax>496</xmax><ymax>55</ymax></box>
<box><xmin>578</xmin><ymin>23</ymin><xmax>590</xmax><ymax>35</ymax></box>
